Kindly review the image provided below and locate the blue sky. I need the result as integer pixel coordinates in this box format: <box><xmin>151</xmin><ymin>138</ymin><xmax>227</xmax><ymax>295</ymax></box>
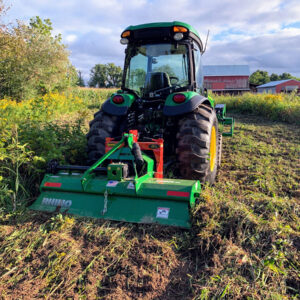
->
<box><xmin>3</xmin><ymin>0</ymin><xmax>300</xmax><ymax>81</ymax></box>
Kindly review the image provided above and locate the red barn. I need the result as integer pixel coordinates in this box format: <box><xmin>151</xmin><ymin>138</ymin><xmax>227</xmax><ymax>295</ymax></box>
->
<box><xmin>203</xmin><ymin>65</ymin><xmax>250</xmax><ymax>94</ymax></box>
<box><xmin>257</xmin><ymin>79</ymin><xmax>300</xmax><ymax>94</ymax></box>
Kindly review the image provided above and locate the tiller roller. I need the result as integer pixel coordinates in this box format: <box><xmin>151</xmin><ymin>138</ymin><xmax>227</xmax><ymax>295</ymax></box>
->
<box><xmin>30</xmin><ymin>130</ymin><xmax>201</xmax><ymax>228</ymax></box>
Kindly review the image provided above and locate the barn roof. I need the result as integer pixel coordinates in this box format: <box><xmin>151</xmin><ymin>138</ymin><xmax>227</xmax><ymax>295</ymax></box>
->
<box><xmin>257</xmin><ymin>80</ymin><xmax>291</xmax><ymax>88</ymax></box>
<box><xmin>203</xmin><ymin>65</ymin><xmax>250</xmax><ymax>76</ymax></box>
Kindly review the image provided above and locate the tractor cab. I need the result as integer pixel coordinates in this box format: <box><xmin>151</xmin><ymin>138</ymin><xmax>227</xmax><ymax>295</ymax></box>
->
<box><xmin>120</xmin><ymin>22</ymin><xmax>204</xmax><ymax>99</ymax></box>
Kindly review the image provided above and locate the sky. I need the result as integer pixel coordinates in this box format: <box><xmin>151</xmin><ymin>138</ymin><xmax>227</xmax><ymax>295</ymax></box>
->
<box><xmin>3</xmin><ymin>0</ymin><xmax>300</xmax><ymax>82</ymax></box>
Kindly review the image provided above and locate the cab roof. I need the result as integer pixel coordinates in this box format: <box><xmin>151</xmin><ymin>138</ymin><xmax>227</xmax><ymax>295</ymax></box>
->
<box><xmin>124</xmin><ymin>21</ymin><xmax>201</xmax><ymax>40</ymax></box>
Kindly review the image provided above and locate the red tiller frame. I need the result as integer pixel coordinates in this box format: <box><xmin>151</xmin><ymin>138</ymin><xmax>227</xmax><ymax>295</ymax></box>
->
<box><xmin>105</xmin><ymin>130</ymin><xmax>164</xmax><ymax>178</ymax></box>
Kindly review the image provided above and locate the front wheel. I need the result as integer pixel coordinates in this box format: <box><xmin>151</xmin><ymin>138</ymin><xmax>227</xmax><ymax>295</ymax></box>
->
<box><xmin>176</xmin><ymin>104</ymin><xmax>220</xmax><ymax>184</ymax></box>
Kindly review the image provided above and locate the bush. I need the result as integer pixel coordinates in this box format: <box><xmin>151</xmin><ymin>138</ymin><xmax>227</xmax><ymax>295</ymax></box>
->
<box><xmin>0</xmin><ymin>16</ymin><xmax>76</xmax><ymax>100</ymax></box>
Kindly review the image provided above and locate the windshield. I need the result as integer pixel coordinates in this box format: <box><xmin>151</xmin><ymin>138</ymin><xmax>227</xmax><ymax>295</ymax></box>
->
<box><xmin>124</xmin><ymin>43</ymin><xmax>189</xmax><ymax>97</ymax></box>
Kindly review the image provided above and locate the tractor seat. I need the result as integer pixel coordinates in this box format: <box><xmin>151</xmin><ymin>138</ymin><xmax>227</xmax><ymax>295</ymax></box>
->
<box><xmin>144</xmin><ymin>72</ymin><xmax>171</xmax><ymax>95</ymax></box>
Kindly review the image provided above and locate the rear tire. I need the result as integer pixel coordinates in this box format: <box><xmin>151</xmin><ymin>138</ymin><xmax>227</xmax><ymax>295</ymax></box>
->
<box><xmin>176</xmin><ymin>104</ymin><xmax>219</xmax><ymax>184</ymax></box>
<box><xmin>86</xmin><ymin>110</ymin><xmax>126</xmax><ymax>164</ymax></box>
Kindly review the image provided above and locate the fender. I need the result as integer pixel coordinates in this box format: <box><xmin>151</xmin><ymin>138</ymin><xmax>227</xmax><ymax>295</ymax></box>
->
<box><xmin>102</xmin><ymin>93</ymin><xmax>136</xmax><ymax>116</ymax></box>
<box><xmin>163</xmin><ymin>91</ymin><xmax>214</xmax><ymax>116</ymax></box>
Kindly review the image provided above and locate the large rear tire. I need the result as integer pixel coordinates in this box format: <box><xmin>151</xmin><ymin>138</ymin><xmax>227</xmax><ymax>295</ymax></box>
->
<box><xmin>86</xmin><ymin>110</ymin><xmax>126</xmax><ymax>164</ymax></box>
<box><xmin>176</xmin><ymin>104</ymin><xmax>219</xmax><ymax>184</ymax></box>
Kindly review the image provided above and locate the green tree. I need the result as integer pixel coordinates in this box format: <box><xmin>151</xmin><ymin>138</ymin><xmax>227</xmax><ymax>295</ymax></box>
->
<box><xmin>89</xmin><ymin>63</ymin><xmax>122</xmax><ymax>88</ymax></box>
<box><xmin>279</xmin><ymin>72</ymin><xmax>293</xmax><ymax>80</ymax></box>
<box><xmin>270</xmin><ymin>73</ymin><xmax>280</xmax><ymax>81</ymax></box>
<box><xmin>89</xmin><ymin>64</ymin><xmax>107</xmax><ymax>87</ymax></box>
<box><xmin>77</xmin><ymin>70</ymin><xmax>85</xmax><ymax>87</ymax></box>
<box><xmin>249</xmin><ymin>70</ymin><xmax>270</xmax><ymax>85</ymax></box>
<box><xmin>106</xmin><ymin>63</ymin><xmax>122</xmax><ymax>87</ymax></box>
<box><xmin>0</xmin><ymin>15</ymin><xmax>75</xmax><ymax>99</ymax></box>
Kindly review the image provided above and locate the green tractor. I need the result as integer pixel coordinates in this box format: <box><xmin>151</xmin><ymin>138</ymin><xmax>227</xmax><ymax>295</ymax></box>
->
<box><xmin>30</xmin><ymin>22</ymin><xmax>234</xmax><ymax>228</ymax></box>
<box><xmin>87</xmin><ymin>21</ymin><xmax>233</xmax><ymax>183</ymax></box>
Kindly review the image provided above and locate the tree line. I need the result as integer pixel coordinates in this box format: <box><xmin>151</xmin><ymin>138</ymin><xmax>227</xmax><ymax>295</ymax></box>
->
<box><xmin>249</xmin><ymin>70</ymin><xmax>300</xmax><ymax>86</ymax></box>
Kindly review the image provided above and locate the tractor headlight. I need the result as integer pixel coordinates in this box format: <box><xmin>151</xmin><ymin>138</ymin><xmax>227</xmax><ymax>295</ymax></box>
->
<box><xmin>120</xmin><ymin>38</ymin><xmax>129</xmax><ymax>45</ymax></box>
<box><xmin>120</xmin><ymin>31</ymin><xmax>131</xmax><ymax>44</ymax></box>
<box><xmin>174</xmin><ymin>32</ymin><xmax>184</xmax><ymax>41</ymax></box>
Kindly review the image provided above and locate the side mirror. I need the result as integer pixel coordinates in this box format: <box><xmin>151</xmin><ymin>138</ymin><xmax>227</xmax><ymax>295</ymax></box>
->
<box><xmin>170</xmin><ymin>76</ymin><xmax>179</xmax><ymax>85</ymax></box>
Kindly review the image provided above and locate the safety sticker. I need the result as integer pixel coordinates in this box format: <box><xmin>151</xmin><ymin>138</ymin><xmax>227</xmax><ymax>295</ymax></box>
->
<box><xmin>156</xmin><ymin>207</ymin><xmax>170</xmax><ymax>219</ymax></box>
<box><xmin>127</xmin><ymin>182</ymin><xmax>135</xmax><ymax>189</ymax></box>
<box><xmin>106</xmin><ymin>180</ymin><xmax>118</xmax><ymax>187</ymax></box>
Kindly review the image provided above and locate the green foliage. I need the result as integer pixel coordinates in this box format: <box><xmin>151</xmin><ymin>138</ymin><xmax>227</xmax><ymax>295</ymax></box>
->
<box><xmin>215</xmin><ymin>92</ymin><xmax>300</xmax><ymax>124</ymax></box>
<box><xmin>89</xmin><ymin>64</ymin><xmax>106</xmax><ymax>87</ymax></box>
<box><xmin>89</xmin><ymin>63</ymin><xmax>122</xmax><ymax>87</ymax></box>
<box><xmin>0</xmin><ymin>125</ymin><xmax>74</xmax><ymax>214</ymax></box>
<box><xmin>270</xmin><ymin>73</ymin><xmax>280</xmax><ymax>81</ymax></box>
<box><xmin>29</xmin><ymin>16</ymin><xmax>53</xmax><ymax>37</ymax></box>
<box><xmin>251</xmin><ymin>70</ymin><xmax>299</xmax><ymax>86</ymax></box>
<box><xmin>250</xmin><ymin>70</ymin><xmax>270</xmax><ymax>85</ymax></box>
<box><xmin>0</xmin><ymin>90</ymin><xmax>114</xmax><ymax>211</ymax></box>
<box><xmin>279</xmin><ymin>72</ymin><xmax>293</xmax><ymax>80</ymax></box>
<box><xmin>106</xmin><ymin>63</ymin><xmax>123</xmax><ymax>87</ymax></box>
<box><xmin>0</xmin><ymin>127</ymin><xmax>40</xmax><ymax>212</ymax></box>
<box><xmin>76</xmin><ymin>70</ymin><xmax>85</xmax><ymax>87</ymax></box>
<box><xmin>0</xmin><ymin>16</ymin><xmax>75</xmax><ymax>100</ymax></box>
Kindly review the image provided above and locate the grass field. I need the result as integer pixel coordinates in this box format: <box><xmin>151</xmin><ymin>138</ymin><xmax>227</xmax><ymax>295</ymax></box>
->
<box><xmin>0</xmin><ymin>89</ymin><xmax>299</xmax><ymax>299</ymax></box>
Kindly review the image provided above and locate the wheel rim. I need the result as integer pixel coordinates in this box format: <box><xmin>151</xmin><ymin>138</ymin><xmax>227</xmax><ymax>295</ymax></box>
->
<box><xmin>210</xmin><ymin>126</ymin><xmax>217</xmax><ymax>172</ymax></box>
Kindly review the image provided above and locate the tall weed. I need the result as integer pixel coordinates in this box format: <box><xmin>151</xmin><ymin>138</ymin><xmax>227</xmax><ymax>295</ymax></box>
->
<box><xmin>0</xmin><ymin>126</ymin><xmax>42</xmax><ymax>212</ymax></box>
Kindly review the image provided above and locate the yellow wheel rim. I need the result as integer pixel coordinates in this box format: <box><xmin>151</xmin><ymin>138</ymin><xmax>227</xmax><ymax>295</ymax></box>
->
<box><xmin>210</xmin><ymin>126</ymin><xmax>217</xmax><ymax>172</ymax></box>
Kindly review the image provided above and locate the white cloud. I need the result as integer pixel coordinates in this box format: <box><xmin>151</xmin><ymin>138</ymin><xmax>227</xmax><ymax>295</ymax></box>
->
<box><xmin>65</xmin><ymin>34</ymin><xmax>77</xmax><ymax>43</ymax></box>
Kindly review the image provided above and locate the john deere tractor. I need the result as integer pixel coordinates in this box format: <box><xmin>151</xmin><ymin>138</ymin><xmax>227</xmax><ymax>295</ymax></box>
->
<box><xmin>87</xmin><ymin>21</ymin><xmax>233</xmax><ymax>184</ymax></box>
<box><xmin>31</xmin><ymin>22</ymin><xmax>234</xmax><ymax>228</ymax></box>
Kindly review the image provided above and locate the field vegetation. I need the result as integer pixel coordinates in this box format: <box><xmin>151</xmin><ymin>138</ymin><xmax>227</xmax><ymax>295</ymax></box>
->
<box><xmin>0</xmin><ymin>88</ymin><xmax>299</xmax><ymax>299</ymax></box>
<box><xmin>216</xmin><ymin>92</ymin><xmax>300</xmax><ymax>124</ymax></box>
